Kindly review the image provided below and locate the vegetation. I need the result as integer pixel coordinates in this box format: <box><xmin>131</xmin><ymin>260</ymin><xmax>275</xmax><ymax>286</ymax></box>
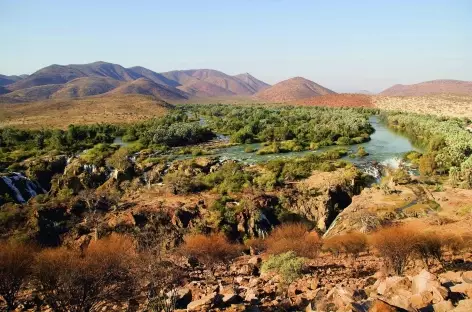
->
<box><xmin>264</xmin><ymin>223</ymin><xmax>321</xmax><ymax>258</ymax></box>
<box><xmin>0</xmin><ymin>242</ymin><xmax>35</xmax><ymax>310</ymax></box>
<box><xmin>185</xmin><ymin>104</ymin><xmax>373</xmax><ymax>148</ymax></box>
<box><xmin>383</xmin><ymin>112</ymin><xmax>472</xmax><ymax>186</ymax></box>
<box><xmin>178</xmin><ymin>233</ymin><xmax>242</xmax><ymax>272</ymax></box>
<box><xmin>261</xmin><ymin>251</ymin><xmax>306</xmax><ymax>284</ymax></box>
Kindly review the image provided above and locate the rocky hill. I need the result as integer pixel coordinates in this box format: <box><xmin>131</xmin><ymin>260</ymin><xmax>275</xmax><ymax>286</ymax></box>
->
<box><xmin>380</xmin><ymin>79</ymin><xmax>472</xmax><ymax>96</ymax></box>
<box><xmin>254</xmin><ymin>77</ymin><xmax>335</xmax><ymax>102</ymax></box>
<box><xmin>106</xmin><ymin>78</ymin><xmax>189</xmax><ymax>101</ymax></box>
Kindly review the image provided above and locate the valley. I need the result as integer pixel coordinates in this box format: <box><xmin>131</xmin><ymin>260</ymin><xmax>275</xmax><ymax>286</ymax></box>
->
<box><xmin>1</xmin><ymin>100</ymin><xmax>472</xmax><ymax>311</ymax></box>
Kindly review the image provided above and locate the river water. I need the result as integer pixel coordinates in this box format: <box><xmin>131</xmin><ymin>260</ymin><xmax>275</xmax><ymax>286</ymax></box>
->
<box><xmin>206</xmin><ymin>116</ymin><xmax>422</xmax><ymax>167</ymax></box>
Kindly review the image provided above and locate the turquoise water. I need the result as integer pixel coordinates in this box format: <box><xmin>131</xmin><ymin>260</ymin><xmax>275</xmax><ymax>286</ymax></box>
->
<box><xmin>204</xmin><ymin>116</ymin><xmax>422</xmax><ymax>166</ymax></box>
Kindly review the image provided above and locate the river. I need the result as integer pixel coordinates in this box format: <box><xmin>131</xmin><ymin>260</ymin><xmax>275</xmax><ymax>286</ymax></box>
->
<box><xmin>202</xmin><ymin>116</ymin><xmax>422</xmax><ymax>167</ymax></box>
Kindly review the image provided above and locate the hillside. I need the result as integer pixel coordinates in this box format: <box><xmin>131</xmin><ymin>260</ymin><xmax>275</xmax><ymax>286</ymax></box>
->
<box><xmin>380</xmin><ymin>79</ymin><xmax>472</xmax><ymax>96</ymax></box>
<box><xmin>0</xmin><ymin>74</ymin><xmax>25</xmax><ymax>86</ymax></box>
<box><xmin>0</xmin><ymin>94</ymin><xmax>171</xmax><ymax>129</ymax></box>
<box><xmin>293</xmin><ymin>94</ymin><xmax>374</xmax><ymax>108</ymax></box>
<box><xmin>161</xmin><ymin>69</ymin><xmax>269</xmax><ymax>96</ymax></box>
<box><xmin>254</xmin><ymin>77</ymin><xmax>335</xmax><ymax>102</ymax></box>
<box><xmin>51</xmin><ymin>77</ymin><xmax>123</xmax><ymax>99</ymax></box>
<box><xmin>107</xmin><ymin>78</ymin><xmax>189</xmax><ymax>101</ymax></box>
<box><xmin>233</xmin><ymin>73</ymin><xmax>270</xmax><ymax>93</ymax></box>
<box><xmin>1</xmin><ymin>62</ymin><xmax>270</xmax><ymax>102</ymax></box>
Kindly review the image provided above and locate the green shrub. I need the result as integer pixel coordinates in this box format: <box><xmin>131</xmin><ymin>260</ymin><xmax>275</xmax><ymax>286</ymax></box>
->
<box><xmin>80</xmin><ymin>144</ymin><xmax>115</xmax><ymax>166</ymax></box>
<box><xmin>261</xmin><ymin>251</ymin><xmax>305</xmax><ymax>284</ymax></box>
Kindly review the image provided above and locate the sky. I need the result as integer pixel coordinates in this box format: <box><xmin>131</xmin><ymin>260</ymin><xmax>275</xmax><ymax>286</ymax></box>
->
<box><xmin>0</xmin><ymin>0</ymin><xmax>471</xmax><ymax>92</ymax></box>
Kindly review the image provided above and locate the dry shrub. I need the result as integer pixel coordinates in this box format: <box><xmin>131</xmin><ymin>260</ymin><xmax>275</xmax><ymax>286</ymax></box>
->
<box><xmin>265</xmin><ymin>223</ymin><xmax>321</xmax><ymax>258</ymax></box>
<box><xmin>34</xmin><ymin>234</ymin><xmax>136</xmax><ymax>312</ymax></box>
<box><xmin>322</xmin><ymin>232</ymin><xmax>368</xmax><ymax>257</ymax></box>
<box><xmin>413</xmin><ymin>231</ymin><xmax>443</xmax><ymax>268</ymax></box>
<box><xmin>369</xmin><ymin>224</ymin><xmax>418</xmax><ymax>275</ymax></box>
<box><xmin>179</xmin><ymin>233</ymin><xmax>242</xmax><ymax>271</ymax></box>
<box><xmin>137</xmin><ymin>252</ymin><xmax>185</xmax><ymax>311</ymax></box>
<box><xmin>0</xmin><ymin>241</ymin><xmax>36</xmax><ymax>310</ymax></box>
<box><xmin>245</xmin><ymin>237</ymin><xmax>267</xmax><ymax>254</ymax></box>
<box><xmin>441</xmin><ymin>232</ymin><xmax>472</xmax><ymax>255</ymax></box>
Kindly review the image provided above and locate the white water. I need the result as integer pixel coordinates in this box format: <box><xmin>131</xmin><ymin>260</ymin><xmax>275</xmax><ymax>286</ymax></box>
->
<box><xmin>1</xmin><ymin>176</ymin><xmax>26</xmax><ymax>203</ymax></box>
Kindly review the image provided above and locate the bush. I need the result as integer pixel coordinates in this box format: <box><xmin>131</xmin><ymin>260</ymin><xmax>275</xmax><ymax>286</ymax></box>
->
<box><xmin>261</xmin><ymin>251</ymin><xmax>305</xmax><ymax>284</ymax></box>
<box><xmin>178</xmin><ymin>233</ymin><xmax>242</xmax><ymax>272</ymax></box>
<box><xmin>413</xmin><ymin>232</ymin><xmax>444</xmax><ymax>267</ymax></box>
<box><xmin>419</xmin><ymin>154</ymin><xmax>436</xmax><ymax>176</ymax></box>
<box><xmin>265</xmin><ymin>223</ymin><xmax>321</xmax><ymax>258</ymax></box>
<box><xmin>163</xmin><ymin>171</ymin><xmax>205</xmax><ymax>194</ymax></box>
<box><xmin>322</xmin><ymin>232</ymin><xmax>368</xmax><ymax>257</ymax></box>
<box><xmin>34</xmin><ymin>234</ymin><xmax>136</xmax><ymax>312</ymax></box>
<box><xmin>245</xmin><ymin>237</ymin><xmax>267</xmax><ymax>254</ymax></box>
<box><xmin>0</xmin><ymin>241</ymin><xmax>36</xmax><ymax>310</ymax></box>
<box><xmin>106</xmin><ymin>147</ymin><xmax>132</xmax><ymax>171</ymax></box>
<box><xmin>369</xmin><ymin>225</ymin><xmax>418</xmax><ymax>274</ymax></box>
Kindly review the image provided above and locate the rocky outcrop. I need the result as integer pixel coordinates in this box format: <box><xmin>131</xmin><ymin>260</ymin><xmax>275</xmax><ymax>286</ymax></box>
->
<box><xmin>284</xmin><ymin>169</ymin><xmax>365</xmax><ymax>232</ymax></box>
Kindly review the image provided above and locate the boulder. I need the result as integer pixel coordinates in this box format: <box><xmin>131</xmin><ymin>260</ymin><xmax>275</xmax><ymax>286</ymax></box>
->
<box><xmin>462</xmin><ymin>271</ymin><xmax>472</xmax><ymax>284</ymax></box>
<box><xmin>376</xmin><ymin>276</ymin><xmax>411</xmax><ymax>296</ymax></box>
<box><xmin>245</xmin><ymin>289</ymin><xmax>259</xmax><ymax>305</ymax></box>
<box><xmin>221</xmin><ymin>292</ymin><xmax>243</xmax><ymax>305</ymax></box>
<box><xmin>368</xmin><ymin>299</ymin><xmax>398</xmax><ymax>312</ymax></box>
<box><xmin>439</xmin><ymin>271</ymin><xmax>463</xmax><ymax>284</ymax></box>
<box><xmin>187</xmin><ymin>292</ymin><xmax>221</xmax><ymax>311</ymax></box>
<box><xmin>326</xmin><ymin>285</ymin><xmax>355</xmax><ymax>310</ymax></box>
<box><xmin>433</xmin><ymin>300</ymin><xmax>454</xmax><ymax>312</ymax></box>
<box><xmin>167</xmin><ymin>288</ymin><xmax>192</xmax><ymax>309</ymax></box>
<box><xmin>453</xmin><ymin>299</ymin><xmax>472</xmax><ymax>312</ymax></box>
<box><xmin>450</xmin><ymin>283</ymin><xmax>472</xmax><ymax>298</ymax></box>
<box><xmin>409</xmin><ymin>291</ymin><xmax>433</xmax><ymax>309</ymax></box>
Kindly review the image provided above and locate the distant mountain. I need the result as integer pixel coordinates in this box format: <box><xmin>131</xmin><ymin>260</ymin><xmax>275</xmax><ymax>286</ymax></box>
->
<box><xmin>233</xmin><ymin>73</ymin><xmax>270</xmax><ymax>93</ymax></box>
<box><xmin>106</xmin><ymin>78</ymin><xmax>189</xmax><ymax>101</ymax></box>
<box><xmin>254</xmin><ymin>77</ymin><xmax>335</xmax><ymax>102</ymax></box>
<box><xmin>0</xmin><ymin>86</ymin><xmax>10</xmax><ymax>95</ymax></box>
<box><xmin>380</xmin><ymin>79</ymin><xmax>472</xmax><ymax>96</ymax></box>
<box><xmin>1</xmin><ymin>62</ymin><xmax>270</xmax><ymax>103</ymax></box>
<box><xmin>0</xmin><ymin>84</ymin><xmax>64</xmax><ymax>103</ymax></box>
<box><xmin>177</xmin><ymin>80</ymin><xmax>236</xmax><ymax>97</ymax></box>
<box><xmin>51</xmin><ymin>77</ymin><xmax>123</xmax><ymax>99</ymax></box>
<box><xmin>161</xmin><ymin>69</ymin><xmax>269</xmax><ymax>96</ymax></box>
<box><xmin>0</xmin><ymin>74</ymin><xmax>25</xmax><ymax>86</ymax></box>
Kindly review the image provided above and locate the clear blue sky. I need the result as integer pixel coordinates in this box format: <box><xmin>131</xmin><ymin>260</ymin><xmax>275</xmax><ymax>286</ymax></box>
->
<box><xmin>0</xmin><ymin>0</ymin><xmax>471</xmax><ymax>92</ymax></box>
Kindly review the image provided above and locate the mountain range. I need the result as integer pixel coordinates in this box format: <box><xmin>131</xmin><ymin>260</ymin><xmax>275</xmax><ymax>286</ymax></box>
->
<box><xmin>0</xmin><ymin>62</ymin><xmax>272</xmax><ymax>103</ymax></box>
<box><xmin>2</xmin><ymin>62</ymin><xmax>472</xmax><ymax>104</ymax></box>
<box><xmin>379</xmin><ymin>79</ymin><xmax>472</xmax><ymax>96</ymax></box>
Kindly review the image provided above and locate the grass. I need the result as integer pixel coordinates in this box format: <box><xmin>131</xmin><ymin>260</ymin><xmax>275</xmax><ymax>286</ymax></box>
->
<box><xmin>0</xmin><ymin>94</ymin><xmax>170</xmax><ymax>129</ymax></box>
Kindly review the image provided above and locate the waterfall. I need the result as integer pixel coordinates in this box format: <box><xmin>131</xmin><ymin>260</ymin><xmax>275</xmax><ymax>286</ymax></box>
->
<box><xmin>1</xmin><ymin>176</ymin><xmax>26</xmax><ymax>203</ymax></box>
<box><xmin>1</xmin><ymin>172</ymin><xmax>45</xmax><ymax>204</ymax></box>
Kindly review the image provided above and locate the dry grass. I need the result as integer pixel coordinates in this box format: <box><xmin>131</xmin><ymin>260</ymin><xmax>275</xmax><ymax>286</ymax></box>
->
<box><xmin>265</xmin><ymin>223</ymin><xmax>321</xmax><ymax>258</ymax></box>
<box><xmin>374</xmin><ymin>94</ymin><xmax>472</xmax><ymax>118</ymax></box>
<box><xmin>0</xmin><ymin>94</ymin><xmax>170</xmax><ymax>129</ymax></box>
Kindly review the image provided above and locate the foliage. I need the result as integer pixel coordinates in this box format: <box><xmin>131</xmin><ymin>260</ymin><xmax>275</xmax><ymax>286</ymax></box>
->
<box><xmin>265</xmin><ymin>223</ymin><xmax>321</xmax><ymax>258</ymax></box>
<box><xmin>383</xmin><ymin>112</ymin><xmax>472</xmax><ymax>181</ymax></box>
<box><xmin>261</xmin><ymin>251</ymin><xmax>305</xmax><ymax>284</ymax></box>
<box><xmin>369</xmin><ymin>224</ymin><xmax>419</xmax><ymax>274</ymax></box>
<box><xmin>185</xmin><ymin>104</ymin><xmax>373</xmax><ymax>149</ymax></box>
<box><xmin>178</xmin><ymin>233</ymin><xmax>242</xmax><ymax>271</ymax></box>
